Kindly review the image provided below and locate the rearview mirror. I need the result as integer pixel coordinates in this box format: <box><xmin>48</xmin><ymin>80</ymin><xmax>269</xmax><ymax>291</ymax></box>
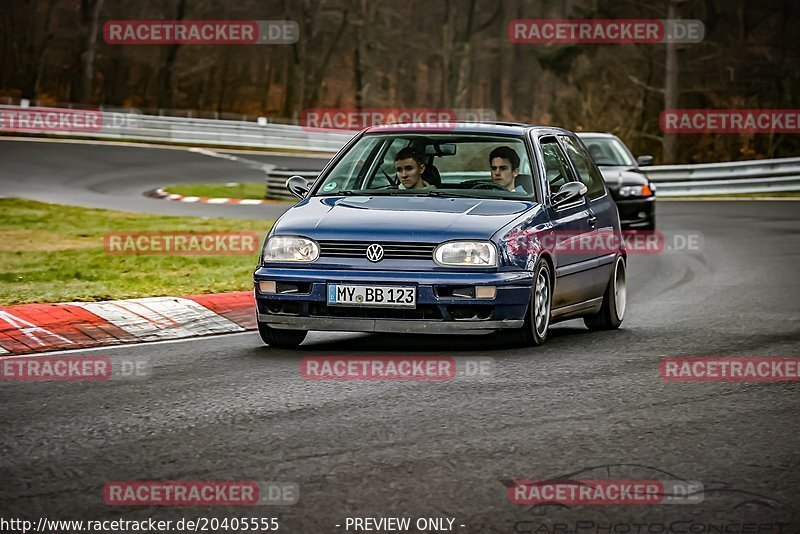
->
<box><xmin>425</xmin><ymin>143</ymin><xmax>457</xmax><ymax>156</ymax></box>
<box><xmin>552</xmin><ymin>182</ymin><xmax>588</xmax><ymax>207</ymax></box>
<box><xmin>286</xmin><ymin>176</ymin><xmax>310</xmax><ymax>199</ymax></box>
<box><xmin>637</xmin><ymin>155</ymin><xmax>654</xmax><ymax>166</ymax></box>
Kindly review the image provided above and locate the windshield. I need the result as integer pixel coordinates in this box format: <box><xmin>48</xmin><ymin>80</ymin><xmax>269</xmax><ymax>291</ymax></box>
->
<box><xmin>580</xmin><ymin>137</ymin><xmax>636</xmax><ymax>167</ymax></box>
<box><xmin>313</xmin><ymin>134</ymin><xmax>536</xmax><ymax>200</ymax></box>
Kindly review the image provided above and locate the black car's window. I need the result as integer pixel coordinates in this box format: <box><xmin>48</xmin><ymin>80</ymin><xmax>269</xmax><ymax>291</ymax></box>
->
<box><xmin>314</xmin><ymin>134</ymin><xmax>536</xmax><ymax>200</ymax></box>
<box><xmin>559</xmin><ymin>135</ymin><xmax>606</xmax><ymax>200</ymax></box>
<box><xmin>580</xmin><ymin>136</ymin><xmax>636</xmax><ymax>166</ymax></box>
<box><xmin>539</xmin><ymin>137</ymin><xmax>577</xmax><ymax>197</ymax></box>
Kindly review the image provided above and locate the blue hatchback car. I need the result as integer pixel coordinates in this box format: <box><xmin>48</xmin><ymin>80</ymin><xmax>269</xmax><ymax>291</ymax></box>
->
<box><xmin>254</xmin><ymin>123</ymin><xmax>627</xmax><ymax>348</ymax></box>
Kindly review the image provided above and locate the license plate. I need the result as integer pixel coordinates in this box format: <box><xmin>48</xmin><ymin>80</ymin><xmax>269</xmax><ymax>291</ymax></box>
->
<box><xmin>327</xmin><ymin>284</ymin><xmax>416</xmax><ymax>308</ymax></box>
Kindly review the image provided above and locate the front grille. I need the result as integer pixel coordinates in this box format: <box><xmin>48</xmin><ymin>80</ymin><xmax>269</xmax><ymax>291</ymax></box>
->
<box><xmin>317</xmin><ymin>240</ymin><xmax>437</xmax><ymax>260</ymax></box>
<box><xmin>309</xmin><ymin>302</ymin><xmax>443</xmax><ymax>320</ymax></box>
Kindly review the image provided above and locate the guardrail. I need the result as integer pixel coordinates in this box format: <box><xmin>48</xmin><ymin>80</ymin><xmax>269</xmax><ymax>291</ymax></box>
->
<box><xmin>2</xmin><ymin>105</ymin><xmax>797</xmax><ymax>197</ymax></box>
<box><xmin>645</xmin><ymin>157</ymin><xmax>800</xmax><ymax>197</ymax></box>
<box><xmin>0</xmin><ymin>105</ymin><xmax>354</xmax><ymax>153</ymax></box>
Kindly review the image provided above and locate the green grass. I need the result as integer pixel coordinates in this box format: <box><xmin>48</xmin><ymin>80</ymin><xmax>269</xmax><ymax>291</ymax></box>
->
<box><xmin>163</xmin><ymin>182</ymin><xmax>292</xmax><ymax>201</ymax></box>
<box><xmin>0</xmin><ymin>198</ymin><xmax>272</xmax><ymax>305</ymax></box>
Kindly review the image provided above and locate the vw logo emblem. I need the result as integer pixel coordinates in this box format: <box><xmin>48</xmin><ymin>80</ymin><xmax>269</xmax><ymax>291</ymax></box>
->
<box><xmin>366</xmin><ymin>243</ymin><xmax>384</xmax><ymax>262</ymax></box>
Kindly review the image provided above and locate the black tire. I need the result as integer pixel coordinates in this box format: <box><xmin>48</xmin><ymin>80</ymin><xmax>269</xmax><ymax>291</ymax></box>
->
<box><xmin>257</xmin><ymin>321</ymin><xmax>307</xmax><ymax>348</ymax></box>
<box><xmin>584</xmin><ymin>254</ymin><xmax>626</xmax><ymax>331</ymax></box>
<box><xmin>509</xmin><ymin>258</ymin><xmax>552</xmax><ymax>347</ymax></box>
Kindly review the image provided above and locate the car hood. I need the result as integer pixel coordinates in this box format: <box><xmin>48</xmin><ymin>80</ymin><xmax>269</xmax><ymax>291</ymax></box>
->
<box><xmin>597</xmin><ymin>166</ymin><xmax>649</xmax><ymax>190</ymax></box>
<box><xmin>273</xmin><ymin>195</ymin><xmax>534</xmax><ymax>242</ymax></box>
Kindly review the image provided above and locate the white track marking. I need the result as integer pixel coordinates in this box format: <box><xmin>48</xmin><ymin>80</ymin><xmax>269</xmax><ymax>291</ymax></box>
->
<box><xmin>70</xmin><ymin>297</ymin><xmax>245</xmax><ymax>341</ymax></box>
<box><xmin>0</xmin><ymin>331</ymin><xmax>256</xmax><ymax>359</ymax></box>
<box><xmin>0</xmin><ymin>311</ymin><xmax>74</xmax><ymax>346</ymax></box>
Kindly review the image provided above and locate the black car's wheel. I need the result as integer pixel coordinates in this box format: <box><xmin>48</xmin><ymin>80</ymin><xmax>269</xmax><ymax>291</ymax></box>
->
<box><xmin>257</xmin><ymin>321</ymin><xmax>307</xmax><ymax>348</ymax></box>
<box><xmin>584</xmin><ymin>254</ymin><xmax>626</xmax><ymax>331</ymax></box>
<box><xmin>510</xmin><ymin>258</ymin><xmax>552</xmax><ymax>346</ymax></box>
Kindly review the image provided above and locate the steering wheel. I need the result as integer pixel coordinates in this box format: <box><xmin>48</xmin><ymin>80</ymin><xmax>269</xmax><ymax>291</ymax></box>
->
<box><xmin>470</xmin><ymin>182</ymin><xmax>509</xmax><ymax>191</ymax></box>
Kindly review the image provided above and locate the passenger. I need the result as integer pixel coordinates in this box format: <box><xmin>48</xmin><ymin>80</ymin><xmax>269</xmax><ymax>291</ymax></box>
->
<box><xmin>490</xmin><ymin>146</ymin><xmax>525</xmax><ymax>193</ymax></box>
<box><xmin>395</xmin><ymin>147</ymin><xmax>434</xmax><ymax>189</ymax></box>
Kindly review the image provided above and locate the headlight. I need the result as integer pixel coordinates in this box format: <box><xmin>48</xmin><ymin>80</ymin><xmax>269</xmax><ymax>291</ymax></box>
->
<box><xmin>434</xmin><ymin>241</ymin><xmax>497</xmax><ymax>267</ymax></box>
<box><xmin>619</xmin><ymin>184</ymin><xmax>654</xmax><ymax>198</ymax></box>
<box><xmin>262</xmin><ymin>236</ymin><xmax>319</xmax><ymax>262</ymax></box>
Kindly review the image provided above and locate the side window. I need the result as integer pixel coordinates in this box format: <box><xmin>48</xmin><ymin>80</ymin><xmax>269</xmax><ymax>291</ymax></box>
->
<box><xmin>366</xmin><ymin>138</ymin><xmax>409</xmax><ymax>188</ymax></box>
<box><xmin>539</xmin><ymin>137</ymin><xmax>578</xmax><ymax>197</ymax></box>
<box><xmin>559</xmin><ymin>135</ymin><xmax>606</xmax><ymax>200</ymax></box>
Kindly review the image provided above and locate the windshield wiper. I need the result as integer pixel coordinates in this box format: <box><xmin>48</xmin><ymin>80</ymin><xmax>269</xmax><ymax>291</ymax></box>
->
<box><xmin>324</xmin><ymin>189</ymin><xmax>404</xmax><ymax>196</ymax></box>
<box><xmin>426</xmin><ymin>190</ymin><xmax>521</xmax><ymax>199</ymax></box>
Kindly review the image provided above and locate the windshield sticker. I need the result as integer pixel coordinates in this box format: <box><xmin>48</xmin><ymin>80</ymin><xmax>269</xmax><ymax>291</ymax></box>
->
<box><xmin>323</xmin><ymin>182</ymin><xmax>337</xmax><ymax>191</ymax></box>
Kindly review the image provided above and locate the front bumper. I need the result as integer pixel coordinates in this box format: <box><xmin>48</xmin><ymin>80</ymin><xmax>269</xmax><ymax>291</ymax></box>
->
<box><xmin>253</xmin><ymin>267</ymin><xmax>533</xmax><ymax>334</ymax></box>
<box><xmin>614</xmin><ymin>196</ymin><xmax>655</xmax><ymax>228</ymax></box>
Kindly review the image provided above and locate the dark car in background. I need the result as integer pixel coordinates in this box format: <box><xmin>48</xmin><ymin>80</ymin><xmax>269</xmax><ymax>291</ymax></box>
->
<box><xmin>577</xmin><ymin>132</ymin><xmax>656</xmax><ymax>230</ymax></box>
<box><xmin>254</xmin><ymin>123</ymin><xmax>627</xmax><ymax>349</ymax></box>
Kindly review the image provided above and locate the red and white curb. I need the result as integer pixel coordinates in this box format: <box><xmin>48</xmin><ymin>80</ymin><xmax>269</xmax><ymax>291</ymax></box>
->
<box><xmin>148</xmin><ymin>188</ymin><xmax>282</xmax><ymax>205</ymax></box>
<box><xmin>0</xmin><ymin>292</ymin><xmax>256</xmax><ymax>355</ymax></box>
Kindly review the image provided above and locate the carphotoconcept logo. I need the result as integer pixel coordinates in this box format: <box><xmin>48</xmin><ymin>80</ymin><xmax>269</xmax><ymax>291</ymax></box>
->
<box><xmin>509</xmin><ymin>19</ymin><xmax>704</xmax><ymax>44</ymax></box>
<box><xmin>104</xmin><ymin>232</ymin><xmax>259</xmax><ymax>255</ymax></box>
<box><xmin>661</xmin><ymin>109</ymin><xmax>800</xmax><ymax>133</ymax></box>
<box><xmin>103</xmin><ymin>20</ymin><xmax>298</xmax><ymax>45</ymax></box>
<box><xmin>661</xmin><ymin>357</ymin><xmax>800</xmax><ymax>382</ymax></box>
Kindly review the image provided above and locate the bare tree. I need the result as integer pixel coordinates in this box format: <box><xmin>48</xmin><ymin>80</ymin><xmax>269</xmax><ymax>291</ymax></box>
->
<box><xmin>80</xmin><ymin>0</ymin><xmax>105</xmax><ymax>103</ymax></box>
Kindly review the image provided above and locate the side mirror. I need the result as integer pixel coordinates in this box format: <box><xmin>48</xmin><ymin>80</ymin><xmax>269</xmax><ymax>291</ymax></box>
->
<box><xmin>637</xmin><ymin>155</ymin><xmax>654</xmax><ymax>167</ymax></box>
<box><xmin>286</xmin><ymin>176</ymin><xmax>310</xmax><ymax>199</ymax></box>
<box><xmin>552</xmin><ymin>182</ymin><xmax>588</xmax><ymax>207</ymax></box>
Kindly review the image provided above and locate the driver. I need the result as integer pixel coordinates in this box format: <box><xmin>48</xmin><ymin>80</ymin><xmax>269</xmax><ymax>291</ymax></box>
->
<box><xmin>490</xmin><ymin>146</ymin><xmax>524</xmax><ymax>192</ymax></box>
<box><xmin>587</xmin><ymin>144</ymin><xmax>604</xmax><ymax>161</ymax></box>
<box><xmin>395</xmin><ymin>147</ymin><xmax>434</xmax><ymax>189</ymax></box>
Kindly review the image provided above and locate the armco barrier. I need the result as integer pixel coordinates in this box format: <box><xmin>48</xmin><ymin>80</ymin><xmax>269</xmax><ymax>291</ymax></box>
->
<box><xmin>1</xmin><ymin>105</ymin><xmax>797</xmax><ymax>197</ymax></box>
<box><xmin>645</xmin><ymin>157</ymin><xmax>800</xmax><ymax>196</ymax></box>
<box><xmin>0</xmin><ymin>105</ymin><xmax>354</xmax><ymax>153</ymax></box>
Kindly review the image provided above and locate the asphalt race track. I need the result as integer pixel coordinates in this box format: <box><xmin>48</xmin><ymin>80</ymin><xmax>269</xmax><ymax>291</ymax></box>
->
<box><xmin>1</xmin><ymin>139</ymin><xmax>799</xmax><ymax>531</ymax></box>
<box><xmin>0</xmin><ymin>138</ymin><xmax>328</xmax><ymax>220</ymax></box>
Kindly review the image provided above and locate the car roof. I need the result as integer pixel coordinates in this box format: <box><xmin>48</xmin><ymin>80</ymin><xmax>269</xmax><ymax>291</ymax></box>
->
<box><xmin>364</xmin><ymin>122</ymin><xmax>576</xmax><ymax>137</ymax></box>
<box><xmin>576</xmin><ymin>132</ymin><xmax>619</xmax><ymax>139</ymax></box>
